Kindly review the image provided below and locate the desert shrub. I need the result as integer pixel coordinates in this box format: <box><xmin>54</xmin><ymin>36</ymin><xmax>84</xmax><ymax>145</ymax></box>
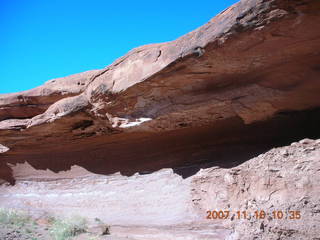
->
<box><xmin>49</xmin><ymin>216</ymin><xmax>87</xmax><ymax>240</ymax></box>
<box><xmin>0</xmin><ymin>208</ymin><xmax>31</xmax><ymax>227</ymax></box>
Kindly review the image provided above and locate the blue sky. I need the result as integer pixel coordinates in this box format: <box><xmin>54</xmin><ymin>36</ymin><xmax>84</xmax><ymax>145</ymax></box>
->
<box><xmin>0</xmin><ymin>0</ymin><xmax>238</xmax><ymax>94</ymax></box>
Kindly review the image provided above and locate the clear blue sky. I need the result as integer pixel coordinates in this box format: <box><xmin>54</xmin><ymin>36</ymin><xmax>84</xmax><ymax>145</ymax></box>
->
<box><xmin>0</xmin><ymin>0</ymin><xmax>238</xmax><ymax>94</ymax></box>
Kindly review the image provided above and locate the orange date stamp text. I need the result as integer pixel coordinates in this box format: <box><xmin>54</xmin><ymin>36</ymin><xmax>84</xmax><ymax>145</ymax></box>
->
<box><xmin>206</xmin><ymin>210</ymin><xmax>301</xmax><ymax>220</ymax></box>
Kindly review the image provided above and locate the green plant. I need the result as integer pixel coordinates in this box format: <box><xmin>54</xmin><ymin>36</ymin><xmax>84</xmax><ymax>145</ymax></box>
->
<box><xmin>49</xmin><ymin>216</ymin><xmax>87</xmax><ymax>240</ymax></box>
<box><xmin>0</xmin><ymin>208</ymin><xmax>31</xmax><ymax>227</ymax></box>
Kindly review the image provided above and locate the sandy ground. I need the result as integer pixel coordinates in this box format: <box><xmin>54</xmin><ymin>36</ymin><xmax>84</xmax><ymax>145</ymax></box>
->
<box><xmin>0</xmin><ymin>222</ymin><xmax>230</xmax><ymax>240</ymax></box>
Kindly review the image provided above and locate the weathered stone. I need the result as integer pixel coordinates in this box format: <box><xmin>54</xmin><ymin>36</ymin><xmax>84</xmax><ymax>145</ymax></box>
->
<box><xmin>192</xmin><ymin>139</ymin><xmax>320</xmax><ymax>240</ymax></box>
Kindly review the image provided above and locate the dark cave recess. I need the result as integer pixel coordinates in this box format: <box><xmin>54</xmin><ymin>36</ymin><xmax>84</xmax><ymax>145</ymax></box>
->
<box><xmin>1</xmin><ymin>107</ymin><xmax>320</xmax><ymax>184</ymax></box>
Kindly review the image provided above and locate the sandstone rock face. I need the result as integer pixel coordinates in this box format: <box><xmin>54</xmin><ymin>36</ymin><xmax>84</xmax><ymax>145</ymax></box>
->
<box><xmin>0</xmin><ymin>70</ymin><xmax>99</xmax><ymax>122</ymax></box>
<box><xmin>0</xmin><ymin>0</ymin><xmax>320</xmax><ymax>239</ymax></box>
<box><xmin>0</xmin><ymin>0</ymin><xmax>320</xmax><ymax>184</ymax></box>
<box><xmin>1</xmin><ymin>0</ymin><xmax>320</xmax><ymax>130</ymax></box>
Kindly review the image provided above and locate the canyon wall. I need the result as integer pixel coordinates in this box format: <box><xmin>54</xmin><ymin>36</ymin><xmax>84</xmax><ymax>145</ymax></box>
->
<box><xmin>0</xmin><ymin>0</ymin><xmax>320</xmax><ymax>239</ymax></box>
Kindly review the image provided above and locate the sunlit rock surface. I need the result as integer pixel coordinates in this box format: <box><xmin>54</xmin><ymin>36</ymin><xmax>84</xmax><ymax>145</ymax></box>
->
<box><xmin>0</xmin><ymin>0</ymin><xmax>320</xmax><ymax>239</ymax></box>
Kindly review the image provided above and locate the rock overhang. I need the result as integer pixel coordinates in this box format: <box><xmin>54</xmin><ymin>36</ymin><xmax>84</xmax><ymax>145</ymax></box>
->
<box><xmin>0</xmin><ymin>0</ymin><xmax>320</xmax><ymax>183</ymax></box>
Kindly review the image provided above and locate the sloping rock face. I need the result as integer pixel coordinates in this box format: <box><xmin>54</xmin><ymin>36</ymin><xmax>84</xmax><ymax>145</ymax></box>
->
<box><xmin>0</xmin><ymin>0</ymin><xmax>320</xmax><ymax>181</ymax></box>
<box><xmin>0</xmin><ymin>70</ymin><xmax>99</xmax><ymax>123</ymax></box>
